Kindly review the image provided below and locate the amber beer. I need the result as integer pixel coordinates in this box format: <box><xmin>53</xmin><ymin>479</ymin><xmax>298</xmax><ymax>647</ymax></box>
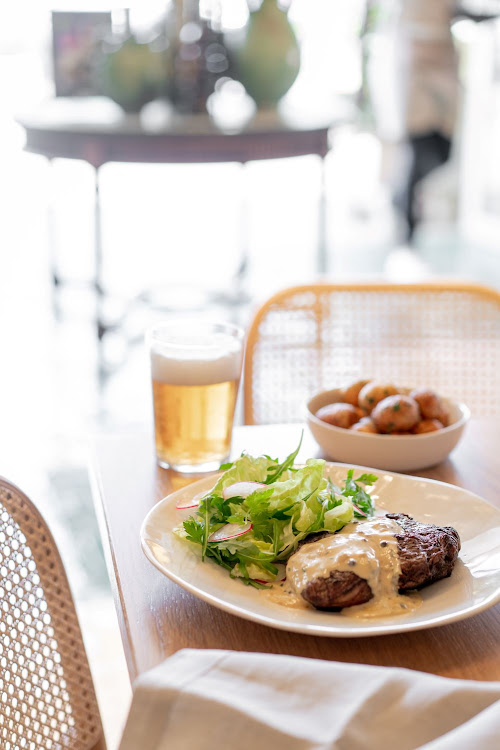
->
<box><xmin>149</xmin><ymin>322</ymin><xmax>243</xmax><ymax>472</ymax></box>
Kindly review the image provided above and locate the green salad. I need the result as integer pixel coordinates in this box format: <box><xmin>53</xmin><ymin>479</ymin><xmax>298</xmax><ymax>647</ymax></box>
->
<box><xmin>174</xmin><ymin>437</ymin><xmax>377</xmax><ymax>588</ymax></box>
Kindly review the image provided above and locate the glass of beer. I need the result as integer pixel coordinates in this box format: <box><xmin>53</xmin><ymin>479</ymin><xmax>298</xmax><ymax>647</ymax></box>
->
<box><xmin>148</xmin><ymin>320</ymin><xmax>244</xmax><ymax>473</ymax></box>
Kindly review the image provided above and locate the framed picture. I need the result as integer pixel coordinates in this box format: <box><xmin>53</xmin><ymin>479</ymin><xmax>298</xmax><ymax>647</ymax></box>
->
<box><xmin>51</xmin><ymin>11</ymin><xmax>112</xmax><ymax>96</ymax></box>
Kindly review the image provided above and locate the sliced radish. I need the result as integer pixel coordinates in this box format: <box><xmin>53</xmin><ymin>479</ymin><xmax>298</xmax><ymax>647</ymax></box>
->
<box><xmin>176</xmin><ymin>490</ymin><xmax>206</xmax><ymax>510</ymax></box>
<box><xmin>222</xmin><ymin>482</ymin><xmax>266</xmax><ymax>500</ymax></box>
<box><xmin>254</xmin><ymin>564</ymin><xmax>286</xmax><ymax>585</ymax></box>
<box><xmin>208</xmin><ymin>522</ymin><xmax>252</xmax><ymax>543</ymax></box>
<box><xmin>352</xmin><ymin>502</ymin><xmax>367</xmax><ymax>517</ymax></box>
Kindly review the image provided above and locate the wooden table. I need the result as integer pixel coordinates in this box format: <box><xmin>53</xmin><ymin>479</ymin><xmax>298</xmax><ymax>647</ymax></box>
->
<box><xmin>90</xmin><ymin>421</ymin><xmax>500</xmax><ymax>684</ymax></box>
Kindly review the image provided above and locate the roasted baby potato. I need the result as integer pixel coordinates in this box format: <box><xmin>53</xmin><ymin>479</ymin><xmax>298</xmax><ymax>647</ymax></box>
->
<box><xmin>350</xmin><ymin>417</ymin><xmax>378</xmax><ymax>433</ymax></box>
<box><xmin>409</xmin><ymin>388</ymin><xmax>448</xmax><ymax>425</ymax></box>
<box><xmin>316</xmin><ymin>403</ymin><xmax>364</xmax><ymax>429</ymax></box>
<box><xmin>358</xmin><ymin>382</ymin><xmax>399</xmax><ymax>413</ymax></box>
<box><xmin>340</xmin><ymin>379</ymin><xmax>370</xmax><ymax>407</ymax></box>
<box><xmin>412</xmin><ymin>419</ymin><xmax>444</xmax><ymax>434</ymax></box>
<box><xmin>371</xmin><ymin>395</ymin><xmax>421</xmax><ymax>433</ymax></box>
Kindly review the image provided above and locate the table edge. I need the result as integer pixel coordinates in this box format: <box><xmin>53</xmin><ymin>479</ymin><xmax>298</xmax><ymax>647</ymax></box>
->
<box><xmin>87</xmin><ymin>444</ymin><xmax>139</xmax><ymax>682</ymax></box>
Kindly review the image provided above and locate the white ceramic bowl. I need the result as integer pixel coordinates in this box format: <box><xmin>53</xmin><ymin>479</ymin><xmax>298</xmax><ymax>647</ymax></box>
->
<box><xmin>307</xmin><ymin>388</ymin><xmax>470</xmax><ymax>472</ymax></box>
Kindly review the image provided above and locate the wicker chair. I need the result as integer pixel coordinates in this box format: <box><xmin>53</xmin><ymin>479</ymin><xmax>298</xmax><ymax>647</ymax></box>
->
<box><xmin>0</xmin><ymin>478</ymin><xmax>105</xmax><ymax>750</ymax></box>
<box><xmin>243</xmin><ymin>282</ymin><xmax>500</xmax><ymax>424</ymax></box>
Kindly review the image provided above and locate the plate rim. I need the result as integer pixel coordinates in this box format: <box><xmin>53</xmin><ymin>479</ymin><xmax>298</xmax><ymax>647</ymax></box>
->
<box><xmin>140</xmin><ymin>462</ymin><xmax>500</xmax><ymax>637</ymax></box>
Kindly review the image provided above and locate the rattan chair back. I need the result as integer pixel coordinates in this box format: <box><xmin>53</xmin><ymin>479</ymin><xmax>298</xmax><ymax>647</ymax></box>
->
<box><xmin>0</xmin><ymin>478</ymin><xmax>105</xmax><ymax>750</ymax></box>
<box><xmin>244</xmin><ymin>282</ymin><xmax>500</xmax><ymax>424</ymax></box>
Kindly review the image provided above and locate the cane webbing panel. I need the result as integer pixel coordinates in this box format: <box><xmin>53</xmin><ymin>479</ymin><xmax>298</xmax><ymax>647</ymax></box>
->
<box><xmin>0</xmin><ymin>480</ymin><xmax>104</xmax><ymax>750</ymax></box>
<box><xmin>244</xmin><ymin>283</ymin><xmax>500</xmax><ymax>424</ymax></box>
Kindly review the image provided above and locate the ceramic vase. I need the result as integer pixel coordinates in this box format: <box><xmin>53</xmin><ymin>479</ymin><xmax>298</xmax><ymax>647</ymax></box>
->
<box><xmin>235</xmin><ymin>0</ymin><xmax>300</xmax><ymax>109</ymax></box>
<box><xmin>102</xmin><ymin>36</ymin><xmax>166</xmax><ymax>113</ymax></box>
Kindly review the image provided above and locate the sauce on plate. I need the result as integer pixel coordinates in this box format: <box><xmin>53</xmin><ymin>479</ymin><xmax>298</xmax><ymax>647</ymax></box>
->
<box><xmin>270</xmin><ymin>518</ymin><xmax>421</xmax><ymax>618</ymax></box>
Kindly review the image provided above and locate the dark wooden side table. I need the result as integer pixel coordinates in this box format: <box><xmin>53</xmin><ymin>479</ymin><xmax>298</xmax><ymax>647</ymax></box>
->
<box><xmin>17</xmin><ymin>101</ymin><xmax>332</xmax><ymax>373</ymax></box>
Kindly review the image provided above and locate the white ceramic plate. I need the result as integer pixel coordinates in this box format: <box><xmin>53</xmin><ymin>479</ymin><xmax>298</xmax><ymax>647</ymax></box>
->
<box><xmin>141</xmin><ymin>465</ymin><xmax>500</xmax><ymax>637</ymax></box>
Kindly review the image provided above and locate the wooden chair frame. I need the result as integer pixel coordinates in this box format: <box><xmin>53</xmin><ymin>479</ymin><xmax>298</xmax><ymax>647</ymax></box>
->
<box><xmin>244</xmin><ymin>281</ymin><xmax>500</xmax><ymax>425</ymax></box>
<box><xmin>0</xmin><ymin>477</ymin><xmax>105</xmax><ymax>750</ymax></box>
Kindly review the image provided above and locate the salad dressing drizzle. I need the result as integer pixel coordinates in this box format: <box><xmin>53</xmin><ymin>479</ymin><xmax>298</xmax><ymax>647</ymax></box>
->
<box><xmin>280</xmin><ymin>518</ymin><xmax>421</xmax><ymax>617</ymax></box>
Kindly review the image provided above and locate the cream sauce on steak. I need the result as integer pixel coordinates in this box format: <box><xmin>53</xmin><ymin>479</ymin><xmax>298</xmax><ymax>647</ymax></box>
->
<box><xmin>283</xmin><ymin>517</ymin><xmax>421</xmax><ymax>618</ymax></box>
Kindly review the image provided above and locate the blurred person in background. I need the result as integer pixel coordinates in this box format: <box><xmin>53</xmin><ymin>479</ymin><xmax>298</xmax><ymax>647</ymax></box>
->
<box><xmin>362</xmin><ymin>0</ymin><xmax>459</xmax><ymax>243</ymax></box>
<box><xmin>397</xmin><ymin>0</ymin><xmax>459</xmax><ymax>241</ymax></box>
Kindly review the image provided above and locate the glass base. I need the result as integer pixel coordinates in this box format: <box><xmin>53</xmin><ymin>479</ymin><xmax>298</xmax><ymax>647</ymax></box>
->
<box><xmin>156</xmin><ymin>457</ymin><xmax>227</xmax><ymax>474</ymax></box>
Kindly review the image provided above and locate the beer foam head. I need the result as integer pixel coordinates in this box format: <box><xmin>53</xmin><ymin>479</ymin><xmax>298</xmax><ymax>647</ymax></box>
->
<box><xmin>150</xmin><ymin>329</ymin><xmax>243</xmax><ymax>386</ymax></box>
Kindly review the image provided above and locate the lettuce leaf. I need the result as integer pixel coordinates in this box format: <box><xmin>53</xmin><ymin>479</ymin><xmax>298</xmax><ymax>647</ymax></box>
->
<box><xmin>210</xmin><ymin>454</ymin><xmax>275</xmax><ymax>495</ymax></box>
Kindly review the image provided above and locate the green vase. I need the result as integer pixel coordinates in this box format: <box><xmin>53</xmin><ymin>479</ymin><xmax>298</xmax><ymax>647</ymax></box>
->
<box><xmin>236</xmin><ymin>0</ymin><xmax>300</xmax><ymax>108</ymax></box>
<box><xmin>102</xmin><ymin>36</ymin><xmax>167</xmax><ymax>113</ymax></box>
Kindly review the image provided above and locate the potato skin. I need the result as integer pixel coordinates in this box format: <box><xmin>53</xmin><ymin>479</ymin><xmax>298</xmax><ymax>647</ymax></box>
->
<box><xmin>371</xmin><ymin>395</ymin><xmax>421</xmax><ymax>433</ymax></box>
<box><xmin>316</xmin><ymin>403</ymin><xmax>364</xmax><ymax>429</ymax></box>
<box><xmin>410</xmin><ymin>388</ymin><xmax>448</xmax><ymax>425</ymax></box>
<box><xmin>358</xmin><ymin>382</ymin><xmax>399</xmax><ymax>413</ymax></box>
<box><xmin>412</xmin><ymin>419</ymin><xmax>444</xmax><ymax>434</ymax></box>
<box><xmin>340</xmin><ymin>379</ymin><xmax>371</xmax><ymax>407</ymax></box>
<box><xmin>350</xmin><ymin>417</ymin><xmax>378</xmax><ymax>434</ymax></box>
<box><xmin>439</xmin><ymin>412</ymin><xmax>449</xmax><ymax>427</ymax></box>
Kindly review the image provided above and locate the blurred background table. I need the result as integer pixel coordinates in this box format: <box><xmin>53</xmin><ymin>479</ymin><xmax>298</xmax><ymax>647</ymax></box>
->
<box><xmin>91</xmin><ymin>421</ymin><xmax>500</xmax><ymax>684</ymax></box>
<box><xmin>18</xmin><ymin>101</ymin><xmax>332</xmax><ymax>363</ymax></box>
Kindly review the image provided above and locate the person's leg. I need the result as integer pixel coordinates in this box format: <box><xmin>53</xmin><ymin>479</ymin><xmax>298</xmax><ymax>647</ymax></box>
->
<box><xmin>405</xmin><ymin>131</ymin><xmax>451</xmax><ymax>240</ymax></box>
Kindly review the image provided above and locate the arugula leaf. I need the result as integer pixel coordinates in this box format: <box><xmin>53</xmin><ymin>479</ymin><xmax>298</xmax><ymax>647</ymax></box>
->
<box><xmin>342</xmin><ymin>470</ymin><xmax>376</xmax><ymax>518</ymax></box>
<box><xmin>264</xmin><ymin>431</ymin><xmax>303</xmax><ymax>484</ymax></box>
<box><xmin>207</xmin><ymin>495</ymin><xmax>232</xmax><ymax>522</ymax></box>
<box><xmin>272</xmin><ymin>519</ymin><xmax>280</xmax><ymax>556</ymax></box>
<box><xmin>202</xmin><ymin>496</ymin><xmax>211</xmax><ymax>560</ymax></box>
